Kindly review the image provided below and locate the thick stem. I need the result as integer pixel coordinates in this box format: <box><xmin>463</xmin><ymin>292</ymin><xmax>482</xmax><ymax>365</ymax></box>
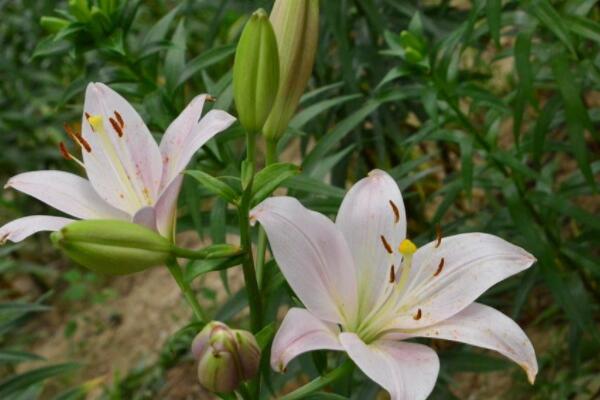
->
<box><xmin>166</xmin><ymin>257</ymin><xmax>207</xmax><ymax>322</ymax></box>
<box><xmin>279</xmin><ymin>360</ymin><xmax>354</xmax><ymax>400</ymax></box>
<box><xmin>256</xmin><ymin>138</ymin><xmax>279</xmax><ymax>288</ymax></box>
<box><xmin>240</xmin><ymin>131</ymin><xmax>263</xmax><ymax>332</ymax></box>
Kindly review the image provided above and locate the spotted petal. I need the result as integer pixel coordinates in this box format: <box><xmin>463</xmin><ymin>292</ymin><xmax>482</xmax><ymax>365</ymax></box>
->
<box><xmin>271</xmin><ymin>308</ymin><xmax>342</xmax><ymax>372</ymax></box>
<box><xmin>82</xmin><ymin>82</ymin><xmax>163</xmax><ymax>213</ymax></box>
<box><xmin>339</xmin><ymin>332</ymin><xmax>439</xmax><ymax>400</ymax></box>
<box><xmin>336</xmin><ymin>169</ymin><xmax>406</xmax><ymax>317</ymax></box>
<box><xmin>250</xmin><ymin>197</ymin><xmax>357</xmax><ymax>325</ymax></box>
<box><xmin>5</xmin><ymin>170</ymin><xmax>128</xmax><ymax>220</ymax></box>
<box><xmin>389</xmin><ymin>233</ymin><xmax>535</xmax><ymax>329</ymax></box>
<box><xmin>385</xmin><ymin>303</ymin><xmax>538</xmax><ymax>384</ymax></box>
<box><xmin>159</xmin><ymin>95</ymin><xmax>235</xmax><ymax>190</ymax></box>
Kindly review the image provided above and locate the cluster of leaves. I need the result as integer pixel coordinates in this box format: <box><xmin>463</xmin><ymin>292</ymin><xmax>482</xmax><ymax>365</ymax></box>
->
<box><xmin>0</xmin><ymin>0</ymin><xmax>598</xmax><ymax>399</ymax></box>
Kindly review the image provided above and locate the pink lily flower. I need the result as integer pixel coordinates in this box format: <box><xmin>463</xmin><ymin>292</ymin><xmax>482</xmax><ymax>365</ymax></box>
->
<box><xmin>1</xmin><ymin>83</ymin><xmax>235</xmax><ymax>243</ymax></box>
<box><xmin>250</xmin><ymin>169</ymin><xmax>537</xmax><ymax>400</ymax></box>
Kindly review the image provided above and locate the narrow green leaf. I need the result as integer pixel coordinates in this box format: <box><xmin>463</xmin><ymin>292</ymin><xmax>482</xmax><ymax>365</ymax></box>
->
<box><xmin>303</xmin><ymin>100</ymin><xmax>380</xmax><ymax>173</ymax></box>
<box><xmin>164</xmin><ymin>19</ymin><xmax>186</xmax><ymax>93</ymax></box>
<box><xmin>141</xmin><ymin>4</ymin><xmax>181</xmax><ymax>47</ymax></box>
<box><xmin>566</xmin><ymin>14</ymin><xmax>600</xmax><ymax>44</ymax></box>
<box><xmin>532</xmin><ymin>96</ymin><xmax>560</xmax><ymax>164</ymax></box>
<box><xmin>255</xmin><ymin>322</ymin><xmax>276</xmax><ymax>350</ymax></box>
<box><xmin>186</xmin><ymin>170</ymin><xmax>240</xmax><ymax>204</ymax></box>
<box><xmin>252</xmin><ymin>163</ymin><xmax>301</xmax><ymax>205</ymax></box>
<box><xmin>184</xmin><ymin>256</ymin><xmax>244</xmax><ymax>283</ymax></box>
<box><xmin>284</xmin><ymin>175</ymin><xmax>346</xmax><ymax>199</ymax></box>
<box><xmin>552</xmin><ymin>55</ymin><xmax>595</xmax><ymax>186</ymax></box>
<box><xmin>290</xmin><ymin>94</ymin><xmax>362</xmax><ymax>130</ymax></box>
<box><xmin>459</xmin><ymin>138</ymin><xmax>474</xmax><ymax>197</ymax></box>
<box><xmin>0</xmin><ymin>350</ymin><xmax>45</xmax><ymax>365</ymax></box>
<box><xmin>513</xmin><ymin>31</ymin><xmax>533</xmax><ymax>143</ymax></box>
<box><xmin>177</xmin><ymin>44</ymin><xmax>235</xmax><ymax>87</ymax></box>
<box><xmin>486</xmin><ymin>0</ymin><xmax>502</xmax><ymax>46</ymax></box>
<box><xmin>530</xmin><ymin>0</ymin><xmax>576</xmax><ymax>55</ymax></box>
<box><xmin>0</xmin><ymin>302</ymin><xmax>51</xmax><ymax>313</ymax></box>
<box><xmin>0</xmin><ymin>363</ymin><xmax>79</xmax><ymax>398</ymax></box>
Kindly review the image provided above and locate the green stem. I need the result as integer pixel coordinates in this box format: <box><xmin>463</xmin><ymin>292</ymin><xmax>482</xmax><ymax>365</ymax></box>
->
<box><xmin>279</xmin><ymin>360</ymin><xmax>354</xmax><ymax>400</ymax></box>
<box><xmin>240</xmin><ymin>131</ymin><xmax>263</xmax><ymax>332</ymax></box>
<box><xmin>256</xmin><ymin>138</ymin><xmax>279</xmax><ymax>288</ymax></box>
<box><xmin>166</xmin><ymin>257</ymin><xmax>207</xmax><ymax>322</ymax></box>
<box><xmin>255</xmin><ymin>229</ymin><xmax>267</xmax><ymax>288</ymax></box>
<box><xmin>171</xmin><ymin>245</ymin><xmax>242</xmax><ymax>260</ymax></box>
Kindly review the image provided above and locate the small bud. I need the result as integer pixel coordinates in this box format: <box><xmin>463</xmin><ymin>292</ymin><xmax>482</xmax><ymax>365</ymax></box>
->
<box><xmin>263</xmin><ymin>0</ymin><xmax>319</xmax><ymax>141</ymax></box>
<box><xmin>192</xmin><ymin>321</ymin><xmax>260</xmax><ymax>394</ymax></box>
<box><xmin>40</xmin><ymin>16</ymin><xmax>70</xmax><ymax>33</ymax></box>
<box><xmin>233</xmin><ymin>9</ymin><xmax>280</xmax><ymax>134</ymax></box>
<box><xmin>51</xmin><ymin>220</ymin><xmax>172</xmax><ymax>275</ymax></box>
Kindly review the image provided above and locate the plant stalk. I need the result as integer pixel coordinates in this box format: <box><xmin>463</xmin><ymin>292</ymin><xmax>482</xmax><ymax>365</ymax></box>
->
<box><xmin>166</xmin><ymin>257</ymin><xmax>207</xmax><ymax>322</ymax></box>
<box><xmin>279</xmin><ymin>360</ymin><xmax>354</xmax><ymax>400</ymax></box>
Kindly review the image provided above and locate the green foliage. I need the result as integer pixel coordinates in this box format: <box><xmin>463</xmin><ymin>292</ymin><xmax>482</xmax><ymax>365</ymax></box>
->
<box><xmin>0</xmin><ymin>0</ymin><xmax>598</xmax><ymax>399</ymax></box>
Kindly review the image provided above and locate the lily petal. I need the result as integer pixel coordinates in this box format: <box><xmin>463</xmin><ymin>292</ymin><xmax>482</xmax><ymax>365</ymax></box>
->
<box><xmin>339</xmin><ymin>332</ymin><xmax>439</xmax><ymax>400</ymax></box>
<box><xmin>385</xmin><ymin>303</ymin><xmax>538</xmax><ymax>384</ymax></box>
<box><xmin>155</xmin><ymin>175</ymin><xmax>183</xmax><ymax>239</ymax></box>
<box><xmin>1</xmin><ymin>215</ymin><xmax>74</xmax><ymax>243</ymax></box>
<box><xmin>336</xmin><ymin>169</ymin><xmax>406</xmax><ymax>316</ymax></box>
<box><xmin>5</xmin><ymin>171</ymin><xmax>128</xmax><ymax>220</ymax></box>
<box><xmin>159</xmin><ymin>96</ymin><xmax>235</xmax><ymax>190</ymax></box>
<box><xmin>132</xmin><ymin>206</ymin><xmax>158</xmax><ymax>231</ymax></box>
<box><xmin>271</xmin><ymin>308</ymin><xmax>342</xmax><ymax>372</ymax></box>
<box><xmin>392</xmin><ymin>233</ymin><xmax>535</xmax><ymax>329</ymax></box>
<box><xmin>251</xmin><ymin>197</ymin><xmax>357</xmax><ymax>324</ymax></box>
<box><xmin>82</xmin><ymin>82</ymin><xmax>162</xmax><ymax>213</ymax></box>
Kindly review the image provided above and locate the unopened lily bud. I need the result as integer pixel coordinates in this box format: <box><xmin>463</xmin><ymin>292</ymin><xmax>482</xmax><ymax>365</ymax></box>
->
<box><xmin>233</xmin><ymin>9</ymin><xmax>280</xmax><ymax>134</ymax></box>
<box><xmin>51</xmin><ymin>220</ymin><xmax>172</xmax><ymax>275</ymax></box>
<box><xmin>192</xmin><ymin>321</ymin><xmax>260</xmax><ymax>394</ymax></box>
<box><xmin>263</xmin><ymin>0</ymin><xmax>319</xmax><ymax>141</ymax></box>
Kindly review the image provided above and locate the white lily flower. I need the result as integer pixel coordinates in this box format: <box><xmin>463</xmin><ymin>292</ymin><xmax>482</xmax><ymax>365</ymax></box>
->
<box><xmin>1</xmin><ymin>82</ymin><xmax>235</xmax><ymax>243</ymax></box>
<box><xmin>250</xmin><ymin>169</ymin><xmax>538</xmax><ymax>400</ymax></box>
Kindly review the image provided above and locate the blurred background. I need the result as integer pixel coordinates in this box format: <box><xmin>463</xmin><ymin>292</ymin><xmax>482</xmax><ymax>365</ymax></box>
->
<box><xmin>0</xmin><ymin>0</ymin><xmax>598</xmax><ymax>399</ymax></box>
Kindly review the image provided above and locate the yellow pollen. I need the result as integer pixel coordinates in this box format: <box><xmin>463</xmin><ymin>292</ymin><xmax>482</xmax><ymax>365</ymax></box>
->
<box><xmin>88</xmin><ymin>115</ymin><xmax>104</xmax><ymax>131</ymax></box>
<box><xmin>399</xmin><ymin>239</ymin><xmax>417</xmax><ymax>255</ymax></box>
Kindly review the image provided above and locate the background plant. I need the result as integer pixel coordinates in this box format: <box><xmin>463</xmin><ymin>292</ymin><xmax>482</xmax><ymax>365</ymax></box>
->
<box><xmin>0</xmin><ymin>0</ymin><xmax>598</xmax><ymax>399</ymax></box>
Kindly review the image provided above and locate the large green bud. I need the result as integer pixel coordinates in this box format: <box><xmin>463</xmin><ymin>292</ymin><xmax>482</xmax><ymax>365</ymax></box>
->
<box><xmin>233</xmin><ymin>9</ymin><xmax>280</xmax><ymax>134</ymax></box>
<box><xmin>51</xmin><ymin>220</ymin><xmax>172</xmax><ymax>275</ymax></box>
<box><xmin>263</xmin><ymin>0</ymin><xmax>319</xmax><ymax>141</ymax></box>
<box><xmin>192</xmin><ymin>321</ymin><xmax>260</xmax><ymax>394</ymax></box>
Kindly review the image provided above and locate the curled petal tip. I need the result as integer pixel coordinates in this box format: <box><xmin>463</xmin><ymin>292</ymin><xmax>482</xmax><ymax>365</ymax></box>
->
<box><xmin>3</xmin><ymin>180</ymin><xmax>12</xmax><ymax>189</ymax></box>
<box><xmin>367</xmin><ymin>168</ymin><xmax>387</xmax><ymax>178</ymax></box>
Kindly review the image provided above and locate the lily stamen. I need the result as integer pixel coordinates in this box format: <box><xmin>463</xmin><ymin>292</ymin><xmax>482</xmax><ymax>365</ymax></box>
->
<box><xmin>435</xmin><ymin>224</ymin><xmax>442</xmax><ymax>248</ymax></box>
<box><xmin>389</xmin><ymin>264</ymin><xmax>395</xmax><ymax>283</ymax></box>
<box><xmin>389</xmin><ymin>199</ymin><xmax>400</xmax><ymax>223</ymax></box>
<box><xmin>58</xmin><ymin>142</ymin><xmax>85</xmax><ymax>169</ymax></box>
<box><xmin>380</xmin><ymin>235</ymin><xmax>393</xmax><ymax>254</ymax></box>
<box><xmin>109</xmin><ymin>117</ymin><xmax>124</xmax><ymax>137</ymax></box>
<box><xmin>413</xmin><ymin>308</ymin><xmax>422</xmax><ymax>320</ymax></box>
<box><xmin>114</xmin><ymin>110</ymin><xmax>124</xmax><ymax>128</ymax></box>
<box><xmin>433</xmin><ymin>257</ymin><xmax>445</xmax><ymax>277</ymax></box>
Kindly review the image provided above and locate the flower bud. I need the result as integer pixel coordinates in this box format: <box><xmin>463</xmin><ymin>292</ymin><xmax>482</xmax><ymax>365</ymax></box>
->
<box><xmin>263</xmin><ymin>0</ymin><xmax>319</xmax><ymax>141</ymax></box>
<box><xmin>51</xmin><ymin>220</ymin><xmax>172</xmax><ymax>275</ymax></box>
<box><xmin>233</xmin><ymin>9</ymin><xmax>280</xmax><ymax>134</ymax></box>
<box><xmin>192</xmin><ymin>321</ymin><xmax>260</xmax><ymax>394</ymax></box>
